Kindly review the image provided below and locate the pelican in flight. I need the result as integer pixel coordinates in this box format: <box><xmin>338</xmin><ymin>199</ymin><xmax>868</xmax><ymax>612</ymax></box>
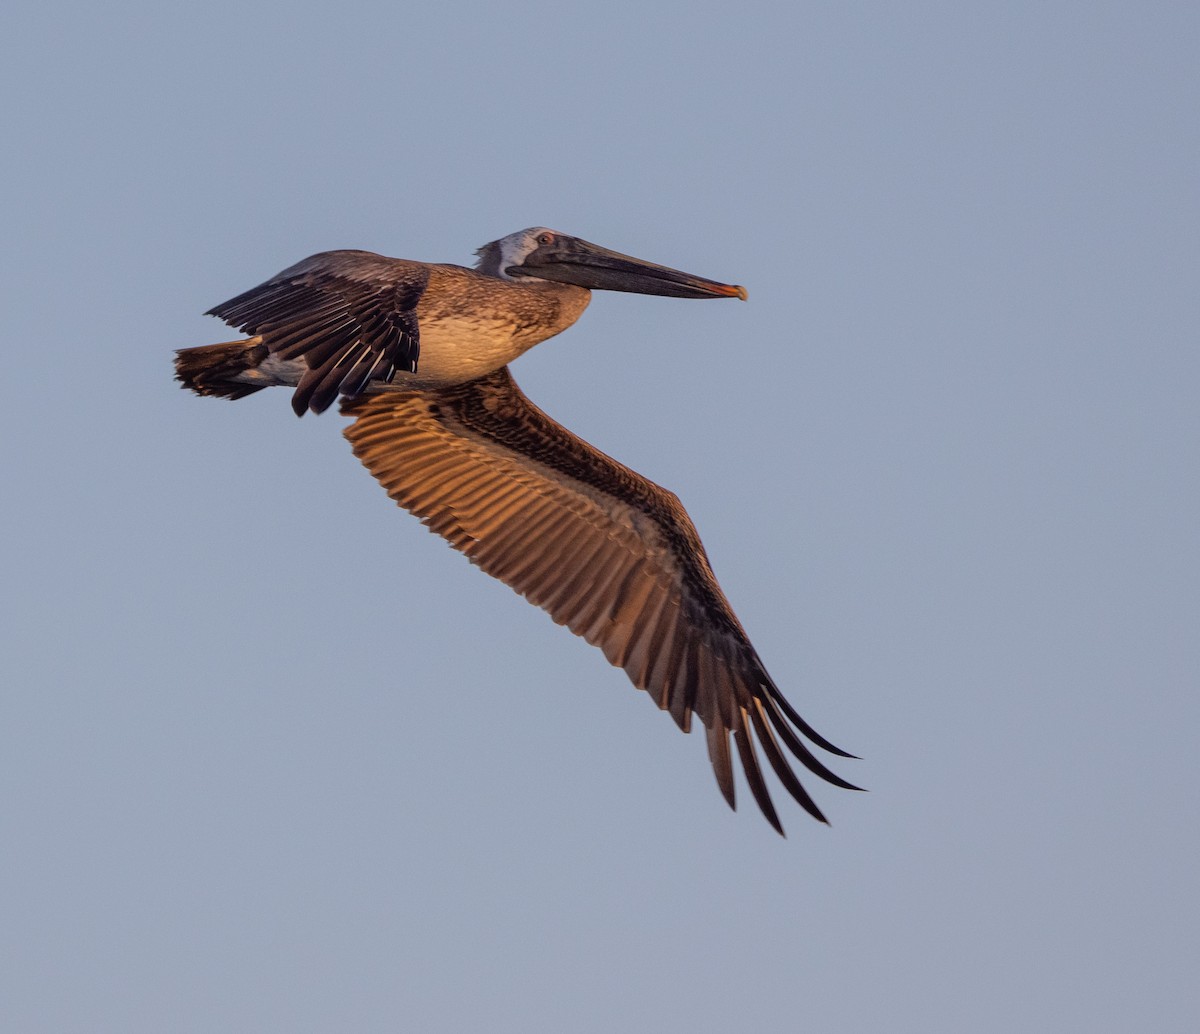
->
<box><xmin>176</xmin><ymin>227</ymin><xmax>859</xmax><ymax>833</ymax></box>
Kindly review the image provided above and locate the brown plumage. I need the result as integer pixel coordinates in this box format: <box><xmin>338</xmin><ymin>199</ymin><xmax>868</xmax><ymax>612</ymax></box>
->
<box><xmin>176</xmin><ymin>228</ymin><xmax>860</xmax><ymax>833</ymax></box>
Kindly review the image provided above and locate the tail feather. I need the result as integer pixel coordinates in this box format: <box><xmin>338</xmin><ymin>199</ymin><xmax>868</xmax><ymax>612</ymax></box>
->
<box><xmin>175</xmin><ymin>338</ymin><xmax>270</xmax><ymax>401</ymax></box>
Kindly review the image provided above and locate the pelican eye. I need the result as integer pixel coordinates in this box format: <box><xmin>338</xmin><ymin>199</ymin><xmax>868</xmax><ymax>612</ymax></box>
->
<box><xmin>536</xmin><ymin>232</ymin><xmax>555</xmax><ymax>246</ymax></box>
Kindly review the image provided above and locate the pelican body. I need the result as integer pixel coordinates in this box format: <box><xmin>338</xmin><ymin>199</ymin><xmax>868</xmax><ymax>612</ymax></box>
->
<box><xmin>176</xmin><ymin>227</ymin><xmax>858</xmax><ymax>834</ymax></box>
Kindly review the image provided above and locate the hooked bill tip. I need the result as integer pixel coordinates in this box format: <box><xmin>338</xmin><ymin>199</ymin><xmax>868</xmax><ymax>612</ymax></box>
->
<box><xmin>711</xmin><ymin>282</ymin><xmax>748</xmax><ymax>300</ymax></box>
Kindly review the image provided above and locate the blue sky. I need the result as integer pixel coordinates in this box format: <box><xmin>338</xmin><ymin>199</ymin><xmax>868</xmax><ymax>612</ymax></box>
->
<box><xmin>2</xmin><ymin>2</ymin><xmax>1197</xmax><ymax>1031</ymax></box>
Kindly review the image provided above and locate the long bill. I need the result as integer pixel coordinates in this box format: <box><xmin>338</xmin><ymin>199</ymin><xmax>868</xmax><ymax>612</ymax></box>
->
<box><xmin>511</xmin><ymin>235</ymin><xmax>748</xmax><ymax>300</ymax></box>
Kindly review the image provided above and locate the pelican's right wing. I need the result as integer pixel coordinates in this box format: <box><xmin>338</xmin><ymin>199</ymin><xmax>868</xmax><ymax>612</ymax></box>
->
<box><xmin>342</xmin><ymin>368</ymin><xmax>859</xmax><ymax>833</ymax></box>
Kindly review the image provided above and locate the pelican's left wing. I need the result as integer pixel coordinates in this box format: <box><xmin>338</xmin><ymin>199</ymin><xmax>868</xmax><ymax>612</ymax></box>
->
<box><xmin>342</xmin><ymin>368</ymin><xmax>859</xmax><ymax>833</ymax></box>
<box><xmin>207</xmin><ymin>250</ymin><xmax>427</xmax><ymax>415</ymax></box>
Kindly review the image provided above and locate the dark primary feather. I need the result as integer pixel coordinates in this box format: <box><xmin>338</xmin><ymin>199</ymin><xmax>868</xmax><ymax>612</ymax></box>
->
<box><xmin>206</xmin><ymin>251</ymin><xmax>427</xmax><ymax>415</ymax></box>
<box><xmin>341</xmin><ymin>367</ymin><xmax>860</xmax><ymax>834</ymax></box>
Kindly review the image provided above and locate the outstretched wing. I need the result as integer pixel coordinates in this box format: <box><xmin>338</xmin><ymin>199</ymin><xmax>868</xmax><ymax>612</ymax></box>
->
<box><xmin>207</xmin><ymin>250</ymin><xmax>427</xmax><ymax>415</ymax></box>
<box><xmin>342</xmin><ymin>368</ymin><xmax>859</xmax><ymax>834</ymax></box>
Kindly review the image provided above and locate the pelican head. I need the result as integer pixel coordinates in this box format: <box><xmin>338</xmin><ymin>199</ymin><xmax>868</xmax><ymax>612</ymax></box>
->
<box><xmin>476</xmin><ymin>228</ymin><xmax>747</xmax><ymax>300</ymax></box>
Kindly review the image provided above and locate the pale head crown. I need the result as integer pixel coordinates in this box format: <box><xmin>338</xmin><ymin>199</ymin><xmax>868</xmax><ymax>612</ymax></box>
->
<box><xmin>475</xmin><ymin>227</ymin><xmax>557</xmax><ymax>281</ymax></box>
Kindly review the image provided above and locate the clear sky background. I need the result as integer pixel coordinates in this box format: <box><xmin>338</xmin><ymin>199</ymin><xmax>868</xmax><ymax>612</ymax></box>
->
<box><xmin>2</xmin><ymin>2</ymin><xmax>1197</xmax><ymax>1031</ymax></box>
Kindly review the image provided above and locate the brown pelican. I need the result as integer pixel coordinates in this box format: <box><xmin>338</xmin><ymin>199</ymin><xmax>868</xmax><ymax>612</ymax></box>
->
<box><xmin>176</xmin><ymin>227</ymin><xmax>860</xmax><ymax>833</ymax></box>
